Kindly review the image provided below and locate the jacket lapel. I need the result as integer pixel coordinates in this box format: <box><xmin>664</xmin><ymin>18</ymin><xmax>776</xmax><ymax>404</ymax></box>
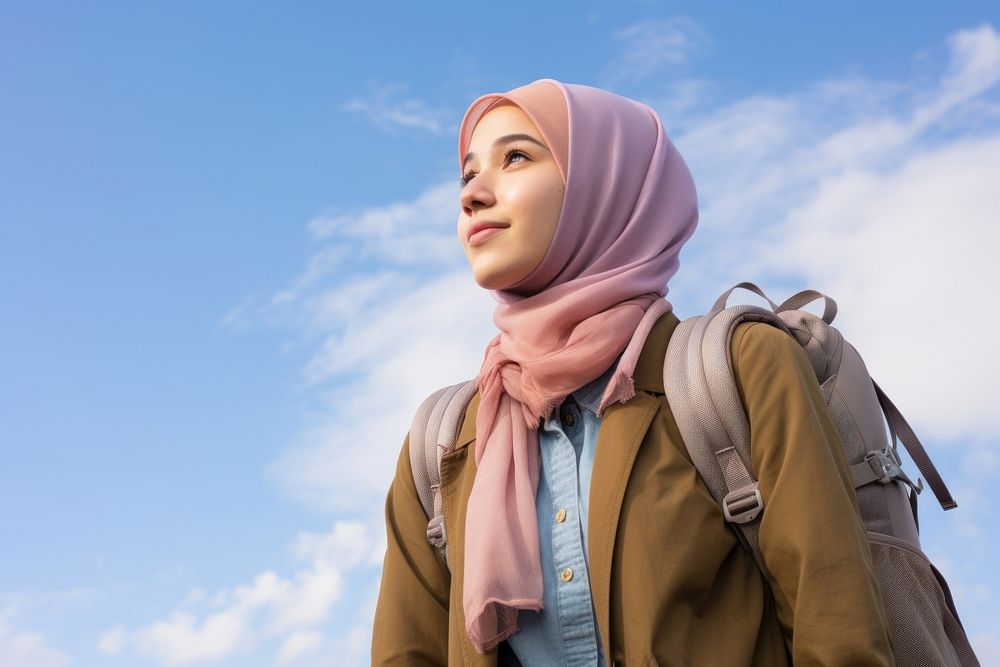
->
<box><xmin>587</xmin><ymin>309</ymin><xmax>679</xmax><ymax>659</ymax></box>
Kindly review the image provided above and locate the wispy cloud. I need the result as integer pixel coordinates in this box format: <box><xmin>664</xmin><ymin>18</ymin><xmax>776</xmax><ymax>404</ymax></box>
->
<box><xmin>0</xmin><ymin>587</ymin><xmax>102</xmax><ymax>616</ymax></box>
<box><xmin>651</xmin><ymin>77</ymin><xmax>717</xmax><ymax>128</ymax></box>
<box><xmin>600</xmin><ymin>17</ymin><xmax>710</xmax><ymax>86</ymax></box>
<box><xmin>342</xmin><ymin>81</ymin><xmax>456</xmax><ymax>135</ymax></box>
<box><xmin>222</xmin><ymin>179</ymin><xmax>467</xmax><ymax>333</ymax></box>
<box><xmin>305</xmin><ymin>180</ymin><xmax>460</xmax><ymax>270</ymax></box>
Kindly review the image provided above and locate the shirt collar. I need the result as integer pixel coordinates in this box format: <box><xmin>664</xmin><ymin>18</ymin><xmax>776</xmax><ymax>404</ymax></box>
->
<box><xmin>540</xmin><ymin>363</ymin><xmax>615</xmax><ymax>432</ymax></box>
<box><xmin>570</xmin><ymin>358</ymin><xmax>619</xmax><ymax>415</ymax></box>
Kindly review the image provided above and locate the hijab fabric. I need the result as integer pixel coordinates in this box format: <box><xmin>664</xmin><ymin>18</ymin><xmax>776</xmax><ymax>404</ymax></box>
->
<box><xmin>458</xmin><ymin>79</ymin><xmax>699</xmax><ymax>654</ymax></box>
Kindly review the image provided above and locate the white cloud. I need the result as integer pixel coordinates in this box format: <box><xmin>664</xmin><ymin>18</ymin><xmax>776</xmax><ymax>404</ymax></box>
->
<box><xmin>133</xmin><ymin>571</ymin><xmax>284</xmax><ymax>664</ymax></box>
<box><xmin>665</xmin><ymin>24</ymin><xmax>1000</xmax><ymax>444</ymax></box>
<box><xmin>667</xmin><ymin>24</ymin><xmax>1000</xmax><ymax>253</ymax></box>
<box><xmin>0</xmin><ymin>607</ymin><xmax>71</xmax><ymax>667</ymax></box>
<box><xmin>106</xmin><ymin>520</ymin><xmax>381</xmax><ymax>665</ymax></box>
<box><xmin>267</xmin><ymin>268</ymin><xmax>495</xmax><ymax>512</ymax></box>
<box><xmin>921</xmin><ymin>23</ymin><xmax>1000</xmax><ymax>126</ymax></box>
<box><xmin>753</xmin><ymin>135</ymin><xmax>1000</xmax><ymax>440</ymax></box>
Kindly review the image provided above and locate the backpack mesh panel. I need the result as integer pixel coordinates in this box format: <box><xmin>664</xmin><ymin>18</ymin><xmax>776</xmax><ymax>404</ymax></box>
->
<box><xmin>869</xmin><ymin>537</ymin><xmax>979</xmax><ymax>666</ymax></box>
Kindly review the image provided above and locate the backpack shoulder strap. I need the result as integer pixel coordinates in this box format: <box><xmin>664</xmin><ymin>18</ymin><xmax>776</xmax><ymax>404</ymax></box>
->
<box><xmin>407</xmin><ymin>379</ymin><xmax>478</xmax><ymax>567</ymax></box>
<box><xmin>663</xmin><ymin>282</ymin><xmax>794</xmax><ymax>573</ymax></box>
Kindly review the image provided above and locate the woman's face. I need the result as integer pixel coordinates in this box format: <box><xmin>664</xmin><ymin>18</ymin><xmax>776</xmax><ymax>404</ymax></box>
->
<box><xmin>457</xmin><ymin>103</ymin><xmax>565</xmax><ymax>292</ymax></box>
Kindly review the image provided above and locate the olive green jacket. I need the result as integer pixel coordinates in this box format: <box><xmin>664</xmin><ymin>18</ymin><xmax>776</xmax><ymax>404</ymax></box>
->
<box><xmin>372</xmin><ymin>310</ymin><xmax>894</xmax><ymax>666</ymax></box>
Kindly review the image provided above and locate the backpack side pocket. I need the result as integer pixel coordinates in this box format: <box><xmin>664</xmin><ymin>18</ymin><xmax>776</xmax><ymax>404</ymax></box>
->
<box><xmin>867</xmin><ymin>531</ymin><xmax>980</xmax><ymax>667</ymax></box>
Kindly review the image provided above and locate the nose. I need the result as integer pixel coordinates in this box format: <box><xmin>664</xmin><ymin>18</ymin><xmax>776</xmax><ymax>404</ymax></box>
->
<box><xmin>459</xmin><ymin>172</ymin><xmax>496</xmax><ymax>216</ymax></box>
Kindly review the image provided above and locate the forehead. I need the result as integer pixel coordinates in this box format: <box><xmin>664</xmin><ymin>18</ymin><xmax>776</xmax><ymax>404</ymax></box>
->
<box><xmin>468</xmin><ymin>103</ymin><xmax>542</xmax><ymax>146</ymax></box>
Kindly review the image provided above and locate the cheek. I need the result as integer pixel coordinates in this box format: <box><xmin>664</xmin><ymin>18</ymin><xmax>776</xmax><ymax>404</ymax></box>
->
<box><xmin>507</xmin><ymin>179</ymin><xmax>564</xmax><ymax>229</ymax></box>
<box><xmin>526</xmin><ymin>182</ymin><xmax>564</xmax><ymax>250</ymax></box>
<box><xmin>515</xmin><ymin>214</ymin><xmax>559</xmax><ymax>266</ymax></box>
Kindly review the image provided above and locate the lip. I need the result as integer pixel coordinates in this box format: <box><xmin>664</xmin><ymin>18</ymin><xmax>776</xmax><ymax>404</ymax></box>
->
<box><xmin>467</xmin><ymin>221</ymin><xmax>510</xmax><ymax>246</ymax></box>
<box><xmin>469</xmin><ymin>227</ymin><xmax>505</xmax><ymax>246</ymax></box>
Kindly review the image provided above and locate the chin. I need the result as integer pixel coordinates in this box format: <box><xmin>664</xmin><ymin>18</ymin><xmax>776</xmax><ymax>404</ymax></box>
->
<box><xmin>475</xmin><ymin>275</ymin><xmax>509</xmax><ymax>291</ymax></box>
<box><xmin>473</xmin><ymin>267</ymin><xmax>523</xmax><ymax>291</ymax></box>
<box><xmin>467</xmin><ymin>248</ymin><xmax>535</xmax><ymax>290</ymax></box>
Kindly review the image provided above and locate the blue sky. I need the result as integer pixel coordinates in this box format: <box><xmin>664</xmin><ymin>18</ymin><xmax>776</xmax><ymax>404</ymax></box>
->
<box><xmin>2</xmin><ymin>2</ymin><xmax>999</xmax><ymax>665</ymax></box>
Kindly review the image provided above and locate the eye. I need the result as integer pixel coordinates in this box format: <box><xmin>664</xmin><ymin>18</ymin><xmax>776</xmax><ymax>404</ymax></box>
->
<box><xmin>503</xmin><ymin>147</ymin><xmax>528</xmax><ymax>166</ymax></box>
<box><xmin>459</xmin><ymin>146</ymin><xmax>531</xmax><ymax>188</ymax></box>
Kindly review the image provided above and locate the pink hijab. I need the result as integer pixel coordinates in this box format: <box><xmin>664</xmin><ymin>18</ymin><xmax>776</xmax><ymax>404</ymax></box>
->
<box><xmin>458</xmin><ymin>79</ymin><xmax>699</xmax><ymax>654</ymax></box>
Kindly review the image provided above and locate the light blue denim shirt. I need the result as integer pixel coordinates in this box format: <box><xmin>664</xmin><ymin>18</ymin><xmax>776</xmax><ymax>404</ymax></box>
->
<box><xmin>505</xmin><ymin>363</ymin><xmax>615</xmax><ymax>667</ymax></box>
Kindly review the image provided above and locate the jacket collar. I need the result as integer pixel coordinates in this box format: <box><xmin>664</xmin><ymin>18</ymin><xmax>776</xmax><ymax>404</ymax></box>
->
<box><xmin>631</xmin><ymin>307</ymin><xmax>677</xmax><ymax>395</ymax></box>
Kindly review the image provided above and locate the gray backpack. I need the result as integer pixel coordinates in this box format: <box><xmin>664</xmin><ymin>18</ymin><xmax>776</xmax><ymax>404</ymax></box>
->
<box><xmin>407</xmin><ymin>281</ymin><xmax>979</xmax><ymax>666</ymax></box>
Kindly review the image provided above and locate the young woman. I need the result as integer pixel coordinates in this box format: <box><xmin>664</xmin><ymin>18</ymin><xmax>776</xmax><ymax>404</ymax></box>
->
<box><xmin>371</xmin><ymin>79</ymin><xmax>893</xmax><ymax>666</ymax></box>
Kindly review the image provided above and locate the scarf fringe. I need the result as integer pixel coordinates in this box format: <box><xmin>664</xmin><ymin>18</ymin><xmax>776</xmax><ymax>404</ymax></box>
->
<box><xmin>597</xmin><ymin>367</ymin><xmax>636</xmax><ymax>417</ymax></box>
<box><xmin>522</xmin><ymin>394</ymin><xmax>559</xmax><ymax>429</ymax></box>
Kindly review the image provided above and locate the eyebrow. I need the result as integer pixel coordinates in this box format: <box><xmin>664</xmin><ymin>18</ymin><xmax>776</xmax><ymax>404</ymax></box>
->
<box><xmin>462</xmin><ymin>133</ymin><xmax>548</xmax><ymax>168</ymax></box>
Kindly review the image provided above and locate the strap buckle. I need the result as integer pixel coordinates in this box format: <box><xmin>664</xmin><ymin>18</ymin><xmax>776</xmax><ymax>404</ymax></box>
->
<box><xmin>865</xmin><ymin>447</ymin><xmax>923</xmax><ymax>493</ymax></box>
<box><xmin>865</xmin><ymin>446</ymin><xmax>902</xmax><ymax>484</ymax></box>
<box><xmin>723</xmin><ymin>483</ymin><xmax>764</xmax><ymax>524</ymax></box>
<box><xmin>426</xmin><ymin>515</ymin><xmax>447</xmax><ymax>550</ymax></box>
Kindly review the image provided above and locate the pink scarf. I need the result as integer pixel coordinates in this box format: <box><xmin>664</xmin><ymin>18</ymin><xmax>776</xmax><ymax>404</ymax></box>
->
<box><xmin>458</xmin><ymin>79</ymin><xmax>699</xmax><ymax>654</ymax></box>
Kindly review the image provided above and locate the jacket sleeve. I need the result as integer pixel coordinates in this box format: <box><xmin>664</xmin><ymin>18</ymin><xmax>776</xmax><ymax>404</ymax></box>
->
<box><xmin>732</xmin><ymin>322</ymin><xmax>895</xmax><ymax>667</ymax></box>
<box><xmin>371</xmin><ymin>433</ymin><xmax>451</xmax><ymax>666</ymax></box>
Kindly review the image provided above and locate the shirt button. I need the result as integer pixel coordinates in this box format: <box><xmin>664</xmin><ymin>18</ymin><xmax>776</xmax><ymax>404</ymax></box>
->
<box><xmin>562</xmin><ymin>411</ymin><xmax>576</xmax><ymax>427</ymax></box>
<box><xmin>555</xmin><ymin>508</ymin><xmax>567</xmax><ymax>523</ymax></box>
<box><xmin>560</xmin><ymin>567</ymin><xmax>573</xmax><ymax>582</ymax></box>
